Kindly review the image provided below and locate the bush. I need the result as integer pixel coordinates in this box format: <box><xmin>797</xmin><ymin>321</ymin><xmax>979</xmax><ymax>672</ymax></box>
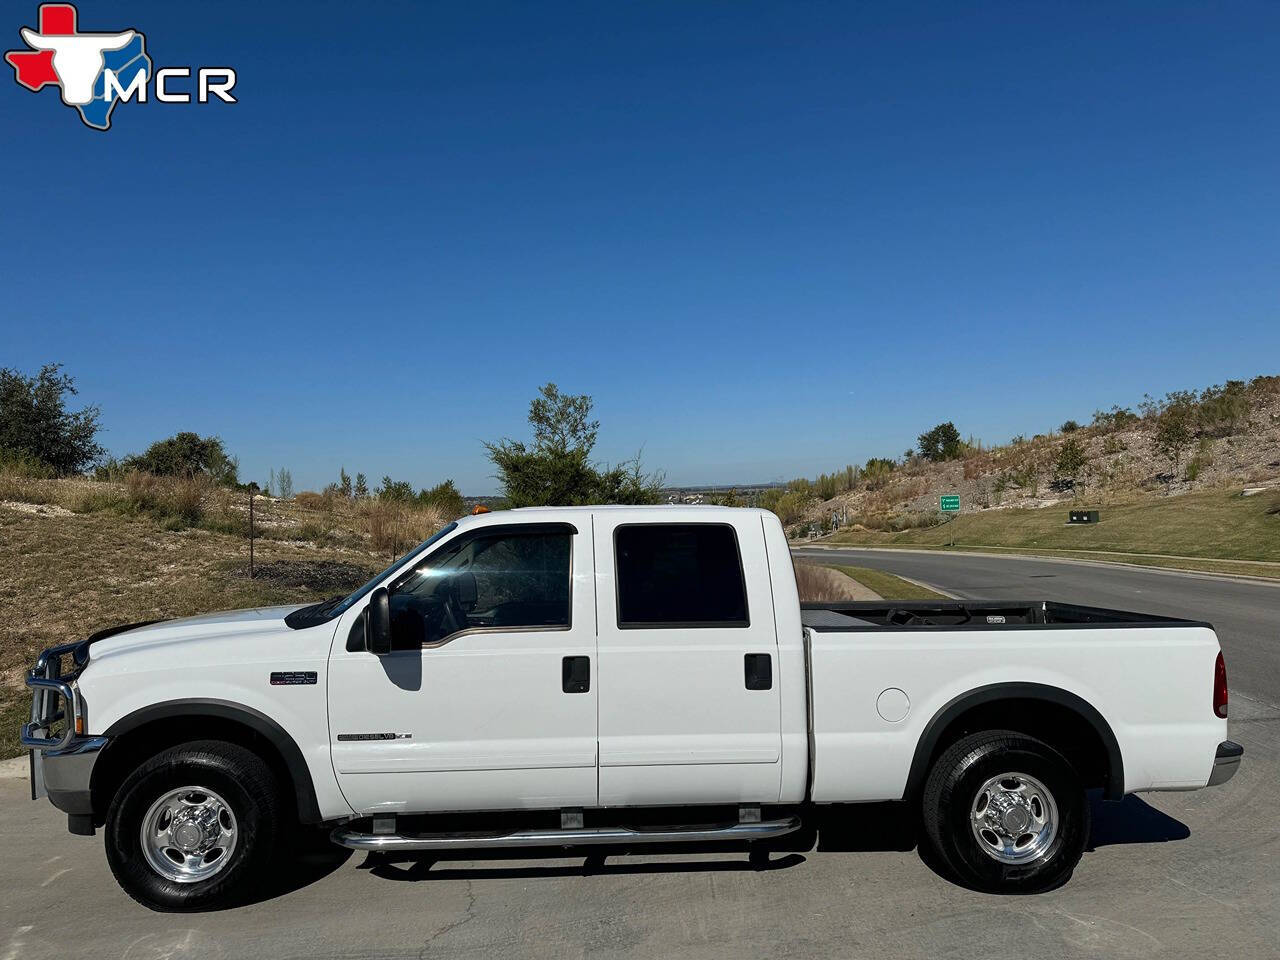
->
<box><xmin>122</xmin><ymin>432</ymin><xmax>238</xmax><ymax>485</ymax></box>
<box><xmin>0</xmin><ymin>363</ymin><xmax>103</xmax><ymax>474</ymax></box>
<box><xmin>487</xmin><ymin>383</ymin><xmax>663</xmax><ymax>507</ymax></box>
<box><xmin>1051</xmin><ymin>438</ymin><xmax>1089</xmax><ymax>491</ymax></box>
<box><xmin>377</xmin><ymin>476</ymin><xmax>416</xmax><ymax>502</ymax></box>
<box><xmin>1060</xmin><ymin>420</ymin><xmax>1080</xmax><ymax>433</ymax></box>
<box><xmin>1152</xmin><ymin>400</ymin><xmax>1195</xmax><ymax>470</ymax></box>
<box><xmin>917</xmin><ymin>422</ymin><xmax>963</xmax><ymax>462</ymax></box>
<box><xmin>293</xmin><ymin>490</ymin><xmax>336</xmax><ymax>511</ymax></box>
<box><xmin>1092</xmin><ymin>405</ymin><xmax>1140</xmax><ymax>431</ymax></box>
<box><xmin>418</xmin><ymin>479</ymin><xmax>465</xmax><ymax>518</ymax></box>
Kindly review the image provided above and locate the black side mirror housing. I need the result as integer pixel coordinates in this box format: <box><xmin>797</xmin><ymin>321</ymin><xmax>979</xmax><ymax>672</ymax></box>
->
<box><xmin>366</xmin><ymin>587</ymin><xmax>392</xmax><ymax>655</ymax></box>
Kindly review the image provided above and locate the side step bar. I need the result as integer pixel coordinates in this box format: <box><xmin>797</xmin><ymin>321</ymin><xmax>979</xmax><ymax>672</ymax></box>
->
<box><xmin>332</xmin><ymin>816</ymin><xmax>802</xmax><ymax>852</ymax></box>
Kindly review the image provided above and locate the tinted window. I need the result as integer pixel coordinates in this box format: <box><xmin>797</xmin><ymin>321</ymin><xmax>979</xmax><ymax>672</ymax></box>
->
<box><xmin>615</xmin><ymin>524</ymin><xmax>748</xmax><ymax>628</ymax></box>
<box><xmin>389</xmin><ymin>531</ymin><xmax>571</xmax><ymax>647</ymax></box>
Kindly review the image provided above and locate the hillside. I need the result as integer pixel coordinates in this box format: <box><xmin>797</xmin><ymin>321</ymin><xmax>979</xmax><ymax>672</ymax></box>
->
<box><xmin>787</xmin><ymin>376</ymin><xmax>1280</xmax><ymax>551</ymax></box>
<box><xmin>0</xmin><ymin>478</ymin><xmax>442</xmax><ymax>758</ymax></box>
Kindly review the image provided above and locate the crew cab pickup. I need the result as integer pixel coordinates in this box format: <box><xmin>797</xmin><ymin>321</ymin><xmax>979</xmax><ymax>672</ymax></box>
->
<box><xmin>22</xmin><ymin>506</ymin><xmax>1242</xmax><ymax>910</ymax></box>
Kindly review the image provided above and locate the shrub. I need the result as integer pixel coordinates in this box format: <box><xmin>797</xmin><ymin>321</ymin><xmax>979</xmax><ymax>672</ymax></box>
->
<box><xmin>487</xmin><ymin>383</ymin><xmax>663</xmax><ymax>506</ymax></box>
<box><xmin>1060</xmin><ymin>420</ymin><xmax>1080</xmax><ymax>433</ymax></box>
<box><xmin>122</xmin><ymin>432</ymin><xmax>237</xmax><ymax>485</ymax></box>
<box><xmin>293</xmin><ymin>490</ymin><xmax>335</xmax><ymax>511</ymax></box>
<box><xmin>863</xmin><ymin>457</ymin><xmax>895</xmax><ymax>490</ymax></box>
<box><xmin>1051</xmin><ymin>438</ymin><xmax>1089</xmax><ymax>491</ymax></box>
<box><xmin>377</xmin><ymin>476</ymin><xmax>416</xmax><ymax>502</ymax></box>
<box><xmin>917</xmin><ymin>422</ymin><xmax>963</xmax><ymax>462</ymax></box>
<box><xmin>0</xmin><ymin>363</ymin><xmax>103</xmax><ymax>475</ymax></box>
<box><xmin>419</xmin><ymin>479</ymin><xmax>465</xmax><ymax>518</ymax></box>
<box><xmin>1102</xmin><ymin>434</ymin><xmax>1125</xmax><ymax>455</ymax></box>
<box><xmin>1092</xmin><ymin>405</ymin><xmax>1140</xmax><ymax>431</ymax></box>
<box><xmin>1153</xmin><ymin>399</ymin><xmax>1195</xmax><ymax>470</ymax></box>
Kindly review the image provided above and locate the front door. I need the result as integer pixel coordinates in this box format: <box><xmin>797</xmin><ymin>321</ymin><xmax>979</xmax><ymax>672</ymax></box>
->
<box><xmin>593</xmin><ymin>513</ymin><xmax>783</xmax><ymax>807</ymax></box>
<box><xmin>327</xmin><ymin>521</ymin><xmax>598</xmax><ymax>814</ymax></box>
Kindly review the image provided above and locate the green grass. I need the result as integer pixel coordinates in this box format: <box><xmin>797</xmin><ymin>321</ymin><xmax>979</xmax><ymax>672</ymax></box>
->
<box><xmin>823</xmin><ymin>489</ymin><xmax>1280</xmax><ymax>578</ymax></box>
<box><xmin>823</xmin><ymin>564</ymin><xmax>949</xmax><ymax>600</ymax></box>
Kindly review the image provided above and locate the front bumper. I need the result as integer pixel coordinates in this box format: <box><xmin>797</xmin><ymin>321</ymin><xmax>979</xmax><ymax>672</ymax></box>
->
<box><xmin>23</xmin><ymin>640</ymin><xmax>107</xmax><ymax>833</ymax></box>
<box><xmin>1207</xmin><ymin>740</ymin><xmax>1243</xmax><ymax>786</ymax></box>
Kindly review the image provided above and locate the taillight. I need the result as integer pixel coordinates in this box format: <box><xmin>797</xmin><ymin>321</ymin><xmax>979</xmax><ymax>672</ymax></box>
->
<box><xmin>1213</xmin><ymin>651</ymin><xmax>1228</xmax><ymax>718</ymax></box>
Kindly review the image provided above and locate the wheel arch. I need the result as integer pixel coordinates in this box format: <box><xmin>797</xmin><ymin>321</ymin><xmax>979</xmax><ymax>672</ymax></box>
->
<box><xmin>904</xmin><ymin>682</ymin><xmax>1124</xmax><ymax>802</ymax></box>
<box><xmin>95</xmin><ymin>698</ymin><xmax>323</xmax><ymax>824</ymax></box>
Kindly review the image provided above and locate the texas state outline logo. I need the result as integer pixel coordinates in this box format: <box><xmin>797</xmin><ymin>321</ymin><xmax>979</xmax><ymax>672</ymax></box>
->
<box><xmin>5</xmin><ymin>3</ymin><xmax>236</xmax><ymax>131</ymax></box>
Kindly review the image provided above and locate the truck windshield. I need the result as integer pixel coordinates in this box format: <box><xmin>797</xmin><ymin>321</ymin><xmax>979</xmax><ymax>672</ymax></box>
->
<box><xmin>333</xmin><ymin>522</ymin><xmax>459</xmax><ymax>616</ymax></box>
<box><xmin>285</xmin><ymin>522</ymin><xmax>459</xmax><ymax>628</ymax></box>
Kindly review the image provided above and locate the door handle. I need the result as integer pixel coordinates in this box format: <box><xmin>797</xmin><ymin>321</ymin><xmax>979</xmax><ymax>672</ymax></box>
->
<box><xmin>744</xmin><ymin>653</ymin><xmax>772</xmax><ymax>691</ymax></box>
<box><xmin>562</xmin><ymin>656</ymin><xmax>590</xmax><ymax>693</ymax></box>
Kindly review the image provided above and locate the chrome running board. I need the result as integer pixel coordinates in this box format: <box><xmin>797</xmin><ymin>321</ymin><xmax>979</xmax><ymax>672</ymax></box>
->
<box><xmin>332</xmin><ymin>816</ymin><xmax>801</xmax><ymax>852</ymax></box>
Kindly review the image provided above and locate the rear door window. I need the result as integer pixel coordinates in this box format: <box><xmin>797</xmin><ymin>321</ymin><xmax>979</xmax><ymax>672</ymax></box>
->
<box><xmin>614</xmin><ymin>524</ymin><xmax>749</xmax><ymax>628</ymax></box>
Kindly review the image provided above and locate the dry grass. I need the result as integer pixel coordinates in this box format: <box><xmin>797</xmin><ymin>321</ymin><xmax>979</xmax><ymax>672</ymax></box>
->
<box><xmin>359</xmin><ymin>499</ymin><xmax>447</xmax><ymax>558</ymax></box>
<box><xmin>793</xmin><ymin>562</ymin><xmax>878</xmax><ymax>602</ymax></box>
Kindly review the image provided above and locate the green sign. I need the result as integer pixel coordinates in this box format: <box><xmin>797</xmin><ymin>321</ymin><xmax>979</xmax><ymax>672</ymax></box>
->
<box><xmin>940</xmin><ymin>495</ymin><xmax>961</xmax><ymax>512</ymax></box>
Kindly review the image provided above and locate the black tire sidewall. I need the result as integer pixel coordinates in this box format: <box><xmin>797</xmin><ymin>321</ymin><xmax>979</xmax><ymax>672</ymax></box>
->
<box><xmin>933</xmin><ymin>735</ymin><xmax>1087</xmax><ymax>892</ymax></box>
<box><xmin>105</xmin><ymin>742</ymin><xmax>279</xmax><ymax>911</ymax></box>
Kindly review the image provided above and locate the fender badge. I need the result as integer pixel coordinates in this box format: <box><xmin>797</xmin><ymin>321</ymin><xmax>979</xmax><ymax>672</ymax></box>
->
<box><xmin>270</xmin><ymin>671</ymin><xmax>317</xmax><ymax>685</ymax></box>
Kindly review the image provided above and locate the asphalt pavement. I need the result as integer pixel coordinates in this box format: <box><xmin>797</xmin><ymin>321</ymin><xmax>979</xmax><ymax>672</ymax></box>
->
<box><xmin>2</xmin><ymin>551</ymin><xmax>1277</xmax><ymax>959</ymax></box>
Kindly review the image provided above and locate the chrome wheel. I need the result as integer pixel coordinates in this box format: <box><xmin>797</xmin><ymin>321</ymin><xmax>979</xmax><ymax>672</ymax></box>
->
<box><xmin>970</xmin><ymin>771</ymin><xmax>1057</xmax><ymax>864</ymax></box>
<box><xmin>140</xmin><ymin>786</ymin><xmax>238</xmax><ymax>883</ymax></box>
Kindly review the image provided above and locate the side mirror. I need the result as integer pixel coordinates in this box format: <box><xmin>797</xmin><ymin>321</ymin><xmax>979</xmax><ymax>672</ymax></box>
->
<box><xmin>366</xmin><ymin>587</ymin><xmax>392</xmax><ymax>655</ymax></box>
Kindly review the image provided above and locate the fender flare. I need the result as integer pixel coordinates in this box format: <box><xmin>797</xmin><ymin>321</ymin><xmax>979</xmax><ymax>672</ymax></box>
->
<box><xmin>904</xmin><ymin>682</ymin><xmax>1125</xmax><ymax>801</ymax></box>
<box><xmin>102</xmin><ymin>698</ymin><xmax>323</xmax><ymax>822</ymax></box>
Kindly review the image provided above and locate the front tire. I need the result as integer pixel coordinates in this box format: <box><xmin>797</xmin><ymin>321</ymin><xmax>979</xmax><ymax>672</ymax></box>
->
<box><xmin>105</xmin><ymin>740</ymin><xmax>284</xmax><ymax>911</ymax></box>
<box><xmin>921</xmin><ymin>730</ymin><xmax>1089</xmax><ymax>893</ymax></box>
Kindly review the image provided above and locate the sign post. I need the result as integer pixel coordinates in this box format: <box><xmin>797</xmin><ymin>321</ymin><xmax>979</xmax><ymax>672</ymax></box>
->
<box><xmin>940</xmin><ymin>494</ymin><xmax>960</xmax><ymax>547</ymax></box>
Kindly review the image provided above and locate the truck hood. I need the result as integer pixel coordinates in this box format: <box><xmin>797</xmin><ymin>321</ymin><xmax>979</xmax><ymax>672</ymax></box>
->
<box><xmin>86</xmin><ymin>604</ymin><xmax>310</xmax><ymax>657</ymax></box>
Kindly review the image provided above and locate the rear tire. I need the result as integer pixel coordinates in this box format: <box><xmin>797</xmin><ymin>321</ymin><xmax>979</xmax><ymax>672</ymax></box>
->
<box><xmin>921</xmin><ymin>730</ymin><xmax>1089</xmax><ymax>893</ymax></box>
<box><xmin>105</xmin><ymin>740</ymin><xmax>284</xmax><ymax>911</ymax></box>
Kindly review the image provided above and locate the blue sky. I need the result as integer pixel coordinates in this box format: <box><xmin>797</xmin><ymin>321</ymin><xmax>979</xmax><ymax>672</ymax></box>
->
<box><xmin>2</xmin><ymin>1</ymin><xmax>1278</xmax><ymax>494</ymax></box>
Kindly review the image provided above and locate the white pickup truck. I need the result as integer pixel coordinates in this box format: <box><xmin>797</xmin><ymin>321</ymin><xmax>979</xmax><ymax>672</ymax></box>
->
<box><xmin>23</xmin><ymin>505</ymin><xmax>1241</xmax><ymax>910</ymax></box>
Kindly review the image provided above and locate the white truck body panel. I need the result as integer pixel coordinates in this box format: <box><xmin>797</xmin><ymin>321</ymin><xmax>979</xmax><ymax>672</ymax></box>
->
<box><xmin>806</xmin><ymin>624</ymin><xmax>1225</xmax><ymax>803</ymax></box>
<box><xmin>326</xmin><ymin>518</ymin><xmax>600</xmax><ymax>814</ymax></box>
<box><xmin>591</xmin><ymin>509</ymin><xmax>784</xmax><ymax>806</ymax></box>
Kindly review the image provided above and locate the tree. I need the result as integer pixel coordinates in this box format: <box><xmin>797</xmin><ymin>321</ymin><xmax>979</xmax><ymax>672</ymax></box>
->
<box><xmin>485</xmin><ymin>383</ymin><xmax>663</xmax><ymax>507</ymax></box>
<box><xmin>0</xmin><ymin>363</ymin><xmax>103</xmax><ymax>474</ymax></box>
<box><xmin>339</xmin><ymin>467</ymin><xmax>353</xmax><ymax>499</ymax></box>
<box><xmin>122</xmin><ymin>432</ymin><xmax>238</xmax><ymax>484</ymax></box>
<box><xmin>1060</xmin><ymin>420</ymin><xmax>1080</xmax><ymax>433</ymax></box>
<box><xmin>354</xmin><ymin>472</ymin><xmax>369</xmax><ymax>499</ymax></box>
<box><xmin>1153</xmin><ymin>401</ymin><xmax>1195</xmax><ymax>472</ymax></box>
<box><xmin>419</xmin><ymin>479</ymin><xmax>465</xmax><ymax>518</ymax></box>
<box><xmin>276</xmin><ymin>468</ymin><xmax>293</xmax><ymax>500</ymax></box>
<box><xmin>1051</xmin><ymin>438</ymin><xmax>1088</xmax><ymax>491</ymax></box>
<box><xmin>917</xmin><ymin>421</ymin><xmax>963</xmax><ymax>462</ymax></box>
<box><xmin>377</xmin><ymin>476</ymin><xmax>415</xmax><ymax>502</ymax></box>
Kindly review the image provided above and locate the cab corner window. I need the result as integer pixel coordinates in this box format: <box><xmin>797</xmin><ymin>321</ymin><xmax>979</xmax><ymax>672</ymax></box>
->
<box><xmin>388</xmin><ymin>530</ymin><xmax>571</xmax><ymax>648</ymax></box>
<box><xmin>615</xmin><ymin>524</ymin><xmax>748</xmax><ymax>628</ymax></box>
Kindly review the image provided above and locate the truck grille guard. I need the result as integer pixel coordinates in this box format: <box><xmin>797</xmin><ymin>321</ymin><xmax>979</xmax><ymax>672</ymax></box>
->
<box><xmin>22</xmin><ymin>641</ymin><xmax>87</xmax><ymax>752</ymax></box>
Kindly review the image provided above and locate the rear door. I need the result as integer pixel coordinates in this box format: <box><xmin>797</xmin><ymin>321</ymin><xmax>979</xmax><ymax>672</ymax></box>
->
<box><xmin>593</xmin><ymin>512</ymin><xmax>782</xmax><ymax>806</ymax></box>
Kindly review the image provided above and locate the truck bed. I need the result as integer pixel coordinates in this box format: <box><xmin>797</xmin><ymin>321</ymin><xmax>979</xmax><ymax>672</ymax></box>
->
<box><xmin>799</xmin><ymin>600</ymin><xmax>1223</xmax><ymax>803</ymax></box>
<box><xmin>801</xmin><ymin>600</ymin><xmax>1208</xmax><ymax>630</ymax></box>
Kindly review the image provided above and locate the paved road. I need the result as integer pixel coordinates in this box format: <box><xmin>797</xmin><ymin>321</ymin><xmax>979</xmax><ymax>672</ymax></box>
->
<box><xmin>796</xmin><ymin>547</ymin><xmax>1280</xmax><ymax>706</ymax></box>
<box><xmin>2</xmin><ymin>552</ymin><xmax>1277</xmax><ymax>959</ymax></box>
